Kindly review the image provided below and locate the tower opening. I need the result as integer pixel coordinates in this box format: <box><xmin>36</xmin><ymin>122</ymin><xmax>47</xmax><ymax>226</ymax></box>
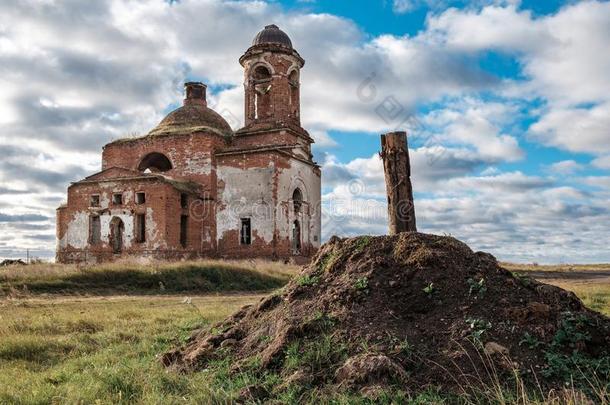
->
<box><xmin>288</xmin><ymin>70</ymin><xmax>299</xmax><ymax>117</ymax></box>
<box><xmin>251</xmin><ymin>65</ymin><xmax>272</xmax><ymax>120</ymax></box>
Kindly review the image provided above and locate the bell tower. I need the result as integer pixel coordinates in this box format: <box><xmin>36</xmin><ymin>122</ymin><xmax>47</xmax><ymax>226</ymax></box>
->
<box><xmin>239</xmin><ymin>24</ymin><xmax>305</xmax><ymax>128</ymax></box>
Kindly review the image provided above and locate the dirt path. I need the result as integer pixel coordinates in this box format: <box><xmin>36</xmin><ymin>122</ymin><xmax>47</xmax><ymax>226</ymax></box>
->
<box><xmin>0</xmin><ymin>292</ymin><xmax>266</xmax><ymax>307</ymax></box>
<box><xmin>522</xmin><ymin>270</ymin><xmax>610</xmax><ymax>284</ymax></box>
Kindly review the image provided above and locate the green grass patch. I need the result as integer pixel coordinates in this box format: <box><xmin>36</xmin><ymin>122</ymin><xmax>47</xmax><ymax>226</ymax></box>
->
<box><xmin>0</xmin><ymin>294</ymin><xmax>262</xmax><ymax>404</ymax></box>
<box><xmin>0</xmin><ymin>259</ymin><xmax>296</xmax><ymax>296</ymax></box>
<box><xmin>296</xmin><ymin>274</ymin><xmax>320</xmax><ymax>287</ymax></box>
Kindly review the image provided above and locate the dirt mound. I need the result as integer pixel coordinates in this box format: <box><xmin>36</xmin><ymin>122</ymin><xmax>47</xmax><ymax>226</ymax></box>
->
<box><xmin>162</xmin><ymin>233</ymin><xmax>610</xmax><ymax>399</ymax></box>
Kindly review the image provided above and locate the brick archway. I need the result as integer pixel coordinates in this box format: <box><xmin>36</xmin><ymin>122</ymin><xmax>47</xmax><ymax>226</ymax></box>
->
<box><xmin>138</xmin><ymin>152</ymin><xmax>173</xmax><ymax>173</ymax></box>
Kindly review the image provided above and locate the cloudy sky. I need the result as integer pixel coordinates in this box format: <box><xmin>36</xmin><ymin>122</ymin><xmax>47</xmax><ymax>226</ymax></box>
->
<box><xmin>0</xmin><ymin>0</ymin><xmax>609</xmax><ymax>263</ymax></box>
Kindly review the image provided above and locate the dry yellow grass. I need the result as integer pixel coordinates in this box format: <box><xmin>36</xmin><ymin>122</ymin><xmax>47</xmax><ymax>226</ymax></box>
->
<box><xmin>0</xmin><ymin>258</ymin><xmax>300</xmax><ymax>296</ymax></box>
<box><xmin>0</xmin><ymin>258</ymin><xmax>300</xmax><ymax>283</ymax></box>
<box><xmin>501</xmin><ymin>262</ymin><xmax>610</xmax><ymax>272</ymax></box>
<box><xmin>544</xmin><ymin>281</ymin><xmax>610</xmax><ymax>317</ymax></box>
<box><xmin>502</xmin><ymin>262</ymin><xmax>610</xmax><ymax>317</ymax></box>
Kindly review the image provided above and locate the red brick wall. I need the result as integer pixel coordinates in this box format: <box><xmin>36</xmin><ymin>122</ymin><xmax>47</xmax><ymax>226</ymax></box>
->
<box><xmin>244</xmin><ymin>52</ymin><xmax>301</xmax><ymax>127</ymax></box>
<box><xmin>102</xmin><ymin>132</ymin><xmax>227</xmax><ymax>194</ymax></box>
<box><xmin>231</xmin><ymin>130</ymin><xmax>299</xmax><ymax>149</ymax></box>
<box><xmin>56</xmin><ymin>178</ymin><xmax>207</xmax><ymax>263</ymax></box>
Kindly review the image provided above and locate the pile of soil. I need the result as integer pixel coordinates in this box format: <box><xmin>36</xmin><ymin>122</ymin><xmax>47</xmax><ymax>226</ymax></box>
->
<box><xmin>162</xmin><ymin>233</ymin><xmax>610</xmax><ymax>399</ymax></box>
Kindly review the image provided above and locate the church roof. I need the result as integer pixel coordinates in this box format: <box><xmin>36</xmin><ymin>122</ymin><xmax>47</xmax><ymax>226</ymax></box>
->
<box><xmin>73</xmin><ymin>168</ymin><xmax>203</xmax><ymax>195</ymax></box>
<box><xmin>252</xmin><ymin>24</ymin><xmax>293</xmax><ymax>48</ymax></box>
<box><xmin>148</xmin><ymin>103</ymin><xmax>233</xmax><ymax>138</ymax></box>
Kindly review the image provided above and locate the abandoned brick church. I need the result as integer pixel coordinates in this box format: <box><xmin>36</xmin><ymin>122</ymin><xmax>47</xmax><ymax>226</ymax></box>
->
<box><xmin>56</xmin><ymin>25</ymin><xmax>321</xmax><ymax>263</ymax></box>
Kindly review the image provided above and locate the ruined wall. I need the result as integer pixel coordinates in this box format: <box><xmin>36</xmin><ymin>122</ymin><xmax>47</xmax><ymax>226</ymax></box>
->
<box><xmin>275</xmin><ymin>156</ymin><xmax>321</xmax><ymax>257</ymax></box>
<box><xmin>215</xmin><ymin>151</ymin><xmax>281</xmax><ymax>258</ymax></box>
<box><xmin>215</xmin><ymin>149</ymin><xmax>319</xmax><ymax>259</ymax></box>
<box><xmin>242</xmin><ymin>49</ymin><xmax>303</xmax><ymax>127</ymax></box>
<box><xmin>232</xmin><ymin>129</ymin><xmax>299</xmax><ymax>149</ymax></box>
<box><xmin>102</xmin><ymin>133</ymin><xmax>226</xmax><ymax>193</ymax></box>
<box><xmin>56</xmin><ymin>178</ymin><xmax>205</xmax><ymax>263</ymax></box>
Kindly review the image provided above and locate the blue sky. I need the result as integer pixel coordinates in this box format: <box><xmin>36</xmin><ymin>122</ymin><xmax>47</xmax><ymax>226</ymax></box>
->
<box><xmin>0</xmin><ymin>0</ymin><xmax>609</xmax><ymax>263</ymax></box>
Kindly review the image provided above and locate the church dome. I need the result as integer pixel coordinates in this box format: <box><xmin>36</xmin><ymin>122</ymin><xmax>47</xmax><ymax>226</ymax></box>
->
<box><xmin>148</xmin><ymin>82</ymin><xmax>233</xmax><ymax>138</ymax></box>
<box><xmin>252</xmin><ymin>24</ymin><xmax>293</xmax><ymax>48</ymax></box>
<box><xmin>148</xmin><ymin>104</ymin><xmax>232</xmax><ymax>137</ymax></box>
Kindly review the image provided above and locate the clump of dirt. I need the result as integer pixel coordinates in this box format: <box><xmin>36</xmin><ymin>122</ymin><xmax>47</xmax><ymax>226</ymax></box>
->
<box><xmin>162</xmin><ymin>233</ymin><xmax>610</xmax><ymax>399</ymax></box>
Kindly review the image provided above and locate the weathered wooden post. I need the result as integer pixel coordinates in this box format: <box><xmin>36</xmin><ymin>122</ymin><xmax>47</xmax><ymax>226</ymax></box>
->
<box><xmin>380</xmin><ymin>131</ymin><xmax>417</xmax><ymax>234</ymax></box>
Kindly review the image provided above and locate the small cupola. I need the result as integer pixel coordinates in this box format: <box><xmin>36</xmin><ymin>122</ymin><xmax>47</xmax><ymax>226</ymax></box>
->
<box><xmin>252</xmin><ymin>24</ymin><xmax>293</xmax><ymax>48</ymax></box>
<box><xmin>184</xmin><ymin>82</ymin><xmax>207</xmax><ymax>107</ymax></box>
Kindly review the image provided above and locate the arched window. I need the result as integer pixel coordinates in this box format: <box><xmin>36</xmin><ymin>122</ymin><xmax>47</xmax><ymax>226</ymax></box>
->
<box><xmin>251</xmin><ymin>65</ymin><xmax>272</xmax><ymax>120</ymax></box>
<box><xmin>252</xmin><ymin>65</ymin><xmax>271</xmax><ymax>81</ymax></box>
<box><xmin>292</xmin><ymin>188</ymin><xmax>303</xmax><ymax>214</ymax></box>
<box><xmin>138</xmin><ymin>152</ymin><xmax>172</xmax><ymax>173</ymax></box>
<box><xmin>288</xmin><ymin>70</ymin><xmax>299</xmax><ymax>112</ymax></box>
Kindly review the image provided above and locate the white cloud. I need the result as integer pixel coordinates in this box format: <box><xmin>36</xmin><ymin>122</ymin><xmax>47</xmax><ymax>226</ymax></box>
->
<box><xmin>592</xmin><ymin>155</ymin><xmax>610</xmax><ymax>170</ymax></box>
<box><xmin>546</xmin><ymin>160</ymin><xmax>584</xmax><ymax>175</ymax></box>
<box><xmin>583</xmin><ymin>176</ymin><xmax>610</xmax><ymax>189</ymax></box>
<box><xmin>530</xmin><ymin>102</ymin><xmax>610</xmax><ymax>154</ymax></box>
<box><xmin>428</xmin><ymin>2</ymin><xmax>610</xmax><ymax>106</ymax></box>
<box><xmin>416</xmin><ymin>97</ymin><xmax>524</xmax><ymax>163</ymax></box>
<box><xmin>425</xmin><ymin>1</ymin><xmax>610</xmax><ymax>155</ymax></box>
<box><xmin>392</xmin><ymin>0</ymin><xmax>417</xmax><ymax>14</ymax></box>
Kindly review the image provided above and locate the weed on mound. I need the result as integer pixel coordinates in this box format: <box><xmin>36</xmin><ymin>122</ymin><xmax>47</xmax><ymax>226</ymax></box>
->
<box><xmin>162</xmin><ymin>233</ymin><xmax>610</xmax><ymax>403</ymax></box>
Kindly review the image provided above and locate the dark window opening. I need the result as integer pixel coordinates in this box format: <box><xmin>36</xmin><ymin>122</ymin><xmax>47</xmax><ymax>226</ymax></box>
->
<box><xmin>252</xmin><ymin>65</ymin><xmax>271</xmax><ymax>81</ymax></box>
<box><xmin>89</xmin><ymin>215</ymin><xmax>101</xmax><ymax>245</ymax></box>
<box><xmin>292</xmin><ymin>188</ymin><xmax>303</xmax><ymax>214</ymax></box>
<box><xmin>314</xmin><ymin>235</ymin><xmax>318</xmax><ymax>242</ymax></box>
<box><xmin>90</xmin><ymin>195</ymin><xmax>100</xmax><ymax>207</ymax></box>
<box><xmin>292</xmin><ymin>220</ymin><xmax>301</xmax><ymax>253</ymax></box>
<box><xmin>288</xmin><ymin>70</ymin><xmax>299</xmax><ymax>113</ymax></box>
<box><xmin>110</xmin><ymin>217</ymin><xmax>124</xmax><ymax>254</ymax></box>
<box><xmin>138</xmin><ymin>152</ymin><xmax>173</xmax><ymax>173</ymax></box>
<box><xmin>252</xmin><ymin>65</ymin><xmax>272</xmax><ymax>120</ymax></box>
<box><xmin>180</xmin><ymin>215</ymin><xmax>188</xmax><ymax>248</ymax></box>
<box><xmin>240</xmin><ymin>218</ymin><xmax>251</xmax><ymax>245</ymax></box>
<box><xmin>180</xmin><ymin>193</ymin><xmax>188</xmax><ymax>209</ymax></box>
<box><xmin>136</xmin><ymin>192</ymin><xmax>146</xmax><ymax>205</ymax></box>
<box><xmin>135</xmin><ymin>214</ymin><xmax>146</xmax><ymax>243</ymax></box>
<box><xmin>112</xmin><ymin>193</ymin><xmax>123</xmax><ymax>205</ymax></box>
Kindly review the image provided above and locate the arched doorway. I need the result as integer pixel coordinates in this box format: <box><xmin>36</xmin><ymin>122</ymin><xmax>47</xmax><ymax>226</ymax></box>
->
<box><xmin>292</xmin><ymin>220</ymin><xmax>301</xmax><ymax>254</ymax></box>
<box><xmin>110</xmin><ymin>217</ymin><xmax>124</xmax><ymax>254</ymax></box>
<box><xmin>291</xmin><ymin>188</ymin><xmax>304</xmax><ymax>255</ymax></box>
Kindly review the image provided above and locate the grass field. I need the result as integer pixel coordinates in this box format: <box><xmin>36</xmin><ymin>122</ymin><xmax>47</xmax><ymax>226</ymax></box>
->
<box><xmin>0</xmin><ymin>294</ymin><xmax>263</xmax><ymax>404</ymax></box>
<box><xmin>0</xmin><ymin>260</ymin><xmax>608</xmax><ymax>404</ymax></box>
<box><xmin>503</xmin><ymin>262</ymin><xmax>610</xmax><ymax>317</ymax></box>
<box><xmin>0</xmin><ymin>259</ymin><xmax>297</xmax><ymax>296</ymax></box>
<box><xmin>501</xmin><ymin>262</ymin><xmax>610</xmax><ymax>273</ymax></box>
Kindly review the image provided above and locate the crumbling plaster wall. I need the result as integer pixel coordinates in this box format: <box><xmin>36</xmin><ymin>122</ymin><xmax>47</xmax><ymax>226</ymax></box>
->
<box><xmin>215</xmin><ymin>149</ymin><xmax>320</xmax><ymax>258</ymax></box>
<box><xmin>56</xmin><ymin>179</ymin><xmax>178</xmax><ymax>262</ymax></box>
<box><xmin>216</xmin><ymin>157</ymin><xmax>276</xmax><ymax>250</ymax></box>
<box><xmin>276</xmin><ymin>156</ymin><xmax>321</xmax><ymax>254</ymax></box>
